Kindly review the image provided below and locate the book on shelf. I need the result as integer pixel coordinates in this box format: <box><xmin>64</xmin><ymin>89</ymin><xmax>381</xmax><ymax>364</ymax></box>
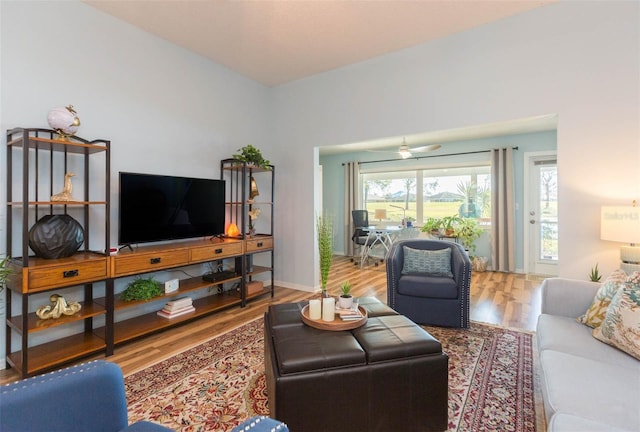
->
<box><xmin>165</xmin><ymin>297</ymin><xmax>193</xmax><ymax>310</ymax></box>
<box><xmin>157</xmin><ymin>305</ymin><xmax>196</xmax><ymax>319</ymax></box>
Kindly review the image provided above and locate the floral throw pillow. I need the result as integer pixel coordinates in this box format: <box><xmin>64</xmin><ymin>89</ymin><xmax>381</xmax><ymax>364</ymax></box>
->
<box><xmin>577</xmin><ymin>269</ymin><xmax>627</xmax><ymax>328</ymax></box>
<box><xmin>592</xmin><ymin>280</ymin><xmax>640</xmax><ymax>360</ymax></box>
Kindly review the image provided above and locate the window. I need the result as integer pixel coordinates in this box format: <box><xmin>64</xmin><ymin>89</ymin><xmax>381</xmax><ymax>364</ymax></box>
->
<box><xmin>362</xmin><ymin>164</ymin><xmax>491</xmax><ymax>226</ymax></box>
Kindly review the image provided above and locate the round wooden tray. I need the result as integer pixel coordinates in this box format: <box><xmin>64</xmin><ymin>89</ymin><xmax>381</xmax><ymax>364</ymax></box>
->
<box><xmin>301</xmin><ymin>304</ymin><xmax>367</xmax><ymax>331</ymax></box>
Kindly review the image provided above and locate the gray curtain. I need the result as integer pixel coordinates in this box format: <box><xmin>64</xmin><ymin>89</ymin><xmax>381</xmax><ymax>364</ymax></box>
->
<box><xmin>344</xmin><ymin>162</ymin><xmax>360</xmax><ymax>258</ymax></box>
<box><xmin>491</xmin><ymin>148</ymin><xmax>515</xmax><ymax>272</ymax></box>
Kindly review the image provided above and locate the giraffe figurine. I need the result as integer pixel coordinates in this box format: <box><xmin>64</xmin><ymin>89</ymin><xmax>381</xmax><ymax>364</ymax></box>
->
<box><xmin>51</xmin><ymin>172</ymin><xmax>75</xmax><ymax>201</ymax></box>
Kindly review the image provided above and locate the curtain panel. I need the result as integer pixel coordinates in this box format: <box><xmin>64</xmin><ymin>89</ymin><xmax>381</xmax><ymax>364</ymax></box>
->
<box><xmin>343</xmin><ymin>162</ymin><xmax>360</xmax><ymax>258</ymax></box>
<box><xmin>491</xmin><ymin>148</ymin><xmax>515</xmax><ymax>272</ymax></box>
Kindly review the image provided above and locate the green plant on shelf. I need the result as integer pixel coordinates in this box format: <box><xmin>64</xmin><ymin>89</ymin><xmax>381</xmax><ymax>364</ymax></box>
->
<box><xmin>120</xmin><ymin>276</ymin><xmax>164</xmax><ymax>301</ymax></box>
<box><xmin>0</xmin><ymin>255</ymin><xmax>11</xmax><ymax>293</ymax></box>
<box><xmin>232</xmin><ymin>144</ymin><xmax>271</xmax><ymax>169</ymax></box>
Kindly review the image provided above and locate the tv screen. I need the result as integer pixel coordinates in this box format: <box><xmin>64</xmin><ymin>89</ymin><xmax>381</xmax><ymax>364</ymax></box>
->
<box><xmin>119</xmin><ymin>172</ymin><xmax>225</xmax><ymax>245</ymax></box>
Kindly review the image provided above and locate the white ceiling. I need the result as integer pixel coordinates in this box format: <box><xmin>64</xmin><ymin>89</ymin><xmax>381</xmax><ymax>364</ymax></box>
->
<box><xmin>83</xmin><ymin>0</ymin><xmax>558</xmax><ymax>152</ymax></box>
<box><xmin>84</xmin><ymin>0</ymin><xmax>555</xmax><ymax>87</ymax></box>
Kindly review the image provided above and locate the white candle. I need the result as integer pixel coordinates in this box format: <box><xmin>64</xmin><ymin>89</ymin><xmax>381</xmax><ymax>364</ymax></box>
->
<box><xmin>322</xmin><ymin>297</ymin><xmax>335</xmax><ymax>322</ymax></box>
<box><xmin>309</xmin><ymin>299</ymin><xmax>321</xmax><ymax>320</ymax></box>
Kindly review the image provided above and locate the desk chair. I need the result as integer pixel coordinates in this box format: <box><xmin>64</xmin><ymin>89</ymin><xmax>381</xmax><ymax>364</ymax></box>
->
<box><xmin>351</xmin><ymin>210</ymin><xmax>372</xmax><ymax>265</ymax></box>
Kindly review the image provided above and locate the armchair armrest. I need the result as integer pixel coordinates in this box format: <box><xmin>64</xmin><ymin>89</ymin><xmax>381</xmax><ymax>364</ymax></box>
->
<box><xmin>540</xmin><ymin>277</ymin><xmax>600</xmax><ymax>318</ymax></box>
<box><xmin>449</xmin><ymin>242</ymin><xmax>472</xmax><ymax>285</ymax></box>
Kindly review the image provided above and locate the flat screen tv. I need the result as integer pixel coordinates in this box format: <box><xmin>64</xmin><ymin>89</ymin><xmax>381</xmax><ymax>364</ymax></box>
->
<box><xmin>119</xmin><ymin>172</ymin><xmax>225</xmax><ymax>245</ymax></box>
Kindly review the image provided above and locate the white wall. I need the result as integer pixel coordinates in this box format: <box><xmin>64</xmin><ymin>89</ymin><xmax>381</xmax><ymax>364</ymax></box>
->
<box><xmin>272</xmin><ymin>0</ymin><xmax>640</xmax><ymax>289</ymax></box>
<box><xmin>0</xmin><ymin>1</ymin><xmax>638</xmax><ymax>312</ymax></box>
<box><xmin>0</xmin><ymin>1</ymin><xmax>272</xmax><ymax>364</ymax></box>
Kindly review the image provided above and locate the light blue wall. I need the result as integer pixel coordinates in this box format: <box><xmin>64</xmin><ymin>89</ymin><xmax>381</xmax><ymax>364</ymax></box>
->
<box><xmin>320</xmin><ymin>130</ymin><xmax>557</xmax><ymax>270</ymax></box>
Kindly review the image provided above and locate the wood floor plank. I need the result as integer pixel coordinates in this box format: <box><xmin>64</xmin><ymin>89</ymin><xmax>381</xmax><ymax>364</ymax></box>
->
<box><xmin>0</xmin><ymin>255</ymin><xmax>543</xmax><ymax>384</ymax></box>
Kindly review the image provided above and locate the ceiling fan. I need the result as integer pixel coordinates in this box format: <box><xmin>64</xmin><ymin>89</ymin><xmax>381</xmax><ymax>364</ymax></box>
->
<box><xmin>368</xmin><ymin>138</ymin><xmax>441</xmax><ymax>159</ymax></box>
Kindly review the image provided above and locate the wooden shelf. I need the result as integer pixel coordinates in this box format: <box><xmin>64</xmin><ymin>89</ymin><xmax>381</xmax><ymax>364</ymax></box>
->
<box><xmin>247</xmin><ymin>265</ymin><xmax>273</xmax><ymax>277</ymax></box>
<box><xmin>246</xmin><ymin>286</ymin><xmax>272</xmax><ymax>300</ymax></box>
<box><xmin>106</xmin><ymin>294</ymin><xmax>242</xmax><ymax>345</ymax></box>
<box><xmin>7</xmin><ymin>301</ymin><xmax>106</xmax><ymax>334</ymax></box>
<box><xmin>96</xmin><ymin>274</ymin><xmax>242</xmax><ymax>311</ymax></box>
<box><xmin>7</xmin><ymin>201</ymin><xmax>107</xmax><ymax>206</ymax></box>
<box><xmin>222</xmin><ymin>163</ymin><xmax>273</xmax><ymax>173</ymax></box>
<box><xmin>6</xmin><ymin>332</ymin><xmax>106</xmax><ymax>377</ymax></box>
<box><xmin>7</xmin><ymin>134</ymin><xmax>109</xmax><ymax>154</ymax></box>
<box><xmin>5</xmin><ymin>128</ymin><xmax>112</xmax><ymax>378</ymax></box>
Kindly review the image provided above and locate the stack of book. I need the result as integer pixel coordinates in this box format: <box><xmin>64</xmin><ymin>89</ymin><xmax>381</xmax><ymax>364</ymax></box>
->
<box><xmin>338</xmin><ymin>309</ymin><xmax>364</xmax><ymax>321</ymax></box>
<box><xmin>157</xmin><ymin>297</ymin><xmax>195</xmax><ymax>319</ymax></box>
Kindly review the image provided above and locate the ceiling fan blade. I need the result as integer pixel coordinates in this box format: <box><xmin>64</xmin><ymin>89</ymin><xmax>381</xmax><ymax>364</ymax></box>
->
<box><xmin>409</xmin><ymin>144</ymin><xmax>442</xmax><ymax>153</ymax></box>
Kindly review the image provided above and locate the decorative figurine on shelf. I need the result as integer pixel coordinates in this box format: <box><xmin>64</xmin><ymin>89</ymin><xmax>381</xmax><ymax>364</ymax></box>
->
<box><xmin>248</xmin><ymin>207</ymin><xmax>261</xmax><ymax>237</ymax></box>
<box><xmin>248</xmin><ymin>176</ymin><xmax>260</xmax><ymax>202</ymax></box>
<box><xmin>47</xmin><ymin>105</ymin><xmax>81</xmax><ymax>139</ymax></box>
<box><xmin>51</xmin><ymin>172</ymin><xmax>75</xmax><ymax>202</ymax></box>
<box><xmin>36</xmin><ymin>294</ymin><xmax>81</xmax><ymax>319</ymax></box>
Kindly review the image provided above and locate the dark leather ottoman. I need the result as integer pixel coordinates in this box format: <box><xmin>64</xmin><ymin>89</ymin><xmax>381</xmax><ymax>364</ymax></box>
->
<box><xmin>264</xmin><ymin>297</ymin><xmax>448</xmax><ymax>431</ymax></box>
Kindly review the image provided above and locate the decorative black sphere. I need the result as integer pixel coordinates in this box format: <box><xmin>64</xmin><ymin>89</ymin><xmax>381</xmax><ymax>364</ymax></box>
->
<box><xmin>29</xmin><ymin>214</ymin><xmax>85</xmax><ymax>259</ymax></box>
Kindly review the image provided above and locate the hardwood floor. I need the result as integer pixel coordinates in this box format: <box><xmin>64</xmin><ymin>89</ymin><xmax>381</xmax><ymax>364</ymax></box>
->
<box><xmin>0</xmin><ymin>255</ymin><xmax>542</xmax><ymax>384</ymax></box>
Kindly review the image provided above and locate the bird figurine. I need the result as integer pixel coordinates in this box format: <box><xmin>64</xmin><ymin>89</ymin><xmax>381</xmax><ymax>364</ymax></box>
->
<box><xmin>51</xmin><ymin>172</ymin><xmax>75</xmax><ymax>202</ymax></box>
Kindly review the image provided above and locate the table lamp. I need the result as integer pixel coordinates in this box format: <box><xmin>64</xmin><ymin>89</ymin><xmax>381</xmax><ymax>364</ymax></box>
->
<box><xmin>601</xmin><ymin>202</ymin><xmax>640</xmax><ymax>273</ymax></box>
<box><xmin>374</xmin><ymin>209</ymin><xmax>387</xmax><ymax>225</ymax></box>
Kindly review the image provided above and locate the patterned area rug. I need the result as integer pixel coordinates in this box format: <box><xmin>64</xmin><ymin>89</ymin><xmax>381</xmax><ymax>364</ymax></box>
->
<box><xmin>125</xmin><ymin>318</ymin><xmax>542</xmax><ymax>431</ymax></box>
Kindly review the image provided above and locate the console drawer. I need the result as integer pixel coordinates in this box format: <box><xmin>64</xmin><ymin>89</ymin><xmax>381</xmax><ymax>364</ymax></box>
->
<box><xmin>190</xmin><ymin>242</ymin><xmax>243</xmax><ymax>262</ymax></box>
<box><xmin>112</xmin><ymin>249</ymin><xmax>189</xmax><ymax>276</ymax></box>
<box><xmin>246</xmin><ymin>237</ymin><xmax>273</xmax><ymax>253</ymax></box>
<box><xmin>27</xmin><ymin>259</ymin><xmax>109</xmax><ymax>292</ymax></box>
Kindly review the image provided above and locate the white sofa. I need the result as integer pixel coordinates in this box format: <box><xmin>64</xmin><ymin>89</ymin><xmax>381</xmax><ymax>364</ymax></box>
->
<box><xmin>536</xmin><ymin>278</ymin><xmax>640</xmax><ymax>432</ymax></box>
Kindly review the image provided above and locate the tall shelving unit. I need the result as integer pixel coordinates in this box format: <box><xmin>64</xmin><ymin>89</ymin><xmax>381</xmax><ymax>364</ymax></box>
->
<box><xmin>4</xmin><ymin>128</ymin><xmax>110</xmax><ymax>378</ymax></box>
<box><xmin>220</xmin><ymin>159</ymin><xmax>275</xmax><ymax>304</ymax></box>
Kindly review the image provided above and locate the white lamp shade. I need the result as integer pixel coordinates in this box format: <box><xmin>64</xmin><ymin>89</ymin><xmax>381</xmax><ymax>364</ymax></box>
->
<box><xmin>374</xmin><ymin>209</ymin><xmax>387</xmax><ymax>220</ymax></box>
<box><xmin>601</xmin><ymin>206</ymin><xmax>640</xmax><ymax>244</ymax></box>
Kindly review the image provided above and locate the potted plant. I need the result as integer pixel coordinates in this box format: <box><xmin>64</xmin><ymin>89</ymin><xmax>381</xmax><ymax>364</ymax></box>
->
<box><xmin>455</xmin><ymin>218</ymin><xmax>483</xmax><ymax>255</ymax></box>
<box><xmin>232</xmin><ymin>144</ymin><xmax>271</xmax><ymax>169</ymax></box>
<box><xmin>0</xmin><ymin>255</ymin><xmax>11</xmax><ymax>292</ymax></box>
<box><xmin>316</xmin><ymin>213</ymin><xmax>333</xmax><ymax>297</ymax></box>
<box><xmin>589</xmin><ymin>264</ymin><xmax>602</xmax><ymax>282</ymax></box>
<box><xmin>338</xmin><ymin>280</ymin><xmax>353</xmax><ymax>309</ymax></box>
<box><xmin>120</xmin><ymin>276</ymin><xmax>164</xmax><ymax>301</ymax></box>
<box><xmin>442</xmin><ymin>215</ymin><xmax>461</xmax><ymax>236</ymax></box>
<box><xmin>421</xmin><ymin>217</ymin><xmax>443</xmax><ymax>236</ymax></box>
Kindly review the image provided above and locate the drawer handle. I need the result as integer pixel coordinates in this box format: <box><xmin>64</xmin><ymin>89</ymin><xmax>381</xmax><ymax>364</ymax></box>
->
<box><xmin>63</xmin><ymin>269</ymin><xmax>79</xmax><ymax>278</ymax></box>
<box><xmin>150</xmin><ymin>257</ymin><xmax>162</xmax><ymax>264</ymax></box>
<box><xmin>215</xmin><ymin>248</ymin><xmax>223</xmax><ymax>254</ymax></box>
<box><xmin>257</xmin><ymin>242</ymin><xmax>263</xmax><ymax>247</ymax></box>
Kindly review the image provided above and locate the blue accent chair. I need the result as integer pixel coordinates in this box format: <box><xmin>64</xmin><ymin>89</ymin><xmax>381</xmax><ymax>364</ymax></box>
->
<box><xmin>387</xmin><ymin>239</ymin><xmax>472</xmax><ymax>328</ymax></box>
<box><xmin>232</xmin><ymin>415</ymin><xmax>289</xmax><ymax>432</ymax></box>
<box><xmin>0</xmin><ymin>360</ymin><xmax>171</xmax><ymax>432</ymax></box>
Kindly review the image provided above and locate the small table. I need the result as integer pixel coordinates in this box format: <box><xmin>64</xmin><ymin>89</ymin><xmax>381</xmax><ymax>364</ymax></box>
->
<box><xmin>360</xmin><ymin>225</ymin><xmax>402</xmax><ymax>266</ymax></box>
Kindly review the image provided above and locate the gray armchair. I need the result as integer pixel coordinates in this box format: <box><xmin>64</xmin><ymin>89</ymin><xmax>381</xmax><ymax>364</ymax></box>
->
<box><xmin>386</xmin><ymin>239</ymin><xmax>471</xmax><ymax>328</ymax></box>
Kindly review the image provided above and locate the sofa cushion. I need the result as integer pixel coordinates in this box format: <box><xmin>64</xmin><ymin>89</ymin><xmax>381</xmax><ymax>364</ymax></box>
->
<box><xmin>539</xmin><ymin>350</ymin><xmax>640</xmax><ymax>431</ymax></box>
<box><xmin>548</xmin><ymin>413</ymin><xmax>633</xmax><ymax>432</ymax></box>
<box><xmin>397</xmin><ymin>274</ymin><xmax>459</xmax><ymax>299</ymax></box>
<box><xmin>593</xmin><ymin>282</ymin><xmax>640</xmax><ymax>360</ymax></box>
<box><xmin>401</xmin><ymin>246</ymin><xmax>453</xmax><ymax>277</ymax></box>
<box><xmin>577</xmin><ymin>269</ymin><xmax>626</xmax><ymax>328</ymax></box>
<box><xmin>537</xmin><ymin>314</ymin><xmax>640</xmax><ymax>369</ymax></box>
